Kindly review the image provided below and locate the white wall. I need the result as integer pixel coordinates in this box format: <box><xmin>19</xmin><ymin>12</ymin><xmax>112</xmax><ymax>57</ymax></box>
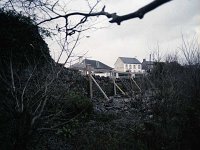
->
<box><xmin>114</xmin><ymin>58</ymin><xmax>124</xmax><ymax>72</ymax></box>
<box><xmin>114</xmin><ymin>58</ymin><xmax>142</xmax><ymax>73</ymax></box>
<box><xmin>123</xmin><ymin>64</ymin><xmax>142</xmax><ymax>73</ymax></box>
<box><xmin>94</xmin><ymin>72</ymin><xmax>111</xmax><ymax>77</ymax></box>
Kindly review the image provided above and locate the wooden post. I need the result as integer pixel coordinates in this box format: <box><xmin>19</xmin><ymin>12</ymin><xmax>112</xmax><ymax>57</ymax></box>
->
<box><xmin>87</xmin><ymin>64</ymin><xmax>93</xmax><ymax>99</ymax></box>
<box><xmin>113</xmin><ymin>81</ymin><xmax>126</xmax><ymax>95</ymax></box>
<box><xmin>89</xmin><ymin>74</ymin><xmax>110</xmax><ymax>101</ymax></box>
<box><xmin>113</xmin><ymin>77</ymin><xmax>117</xmax><ymax>96</ymax></box>
<box><xmin>131</xmin><ymin>77</ymin><xmax>142</xmax><ymax>92</ymax></box>
<box><xmin>111</xmin><ymin>71</ymin><xmax>117</xmax><ymax>96</ymax></box>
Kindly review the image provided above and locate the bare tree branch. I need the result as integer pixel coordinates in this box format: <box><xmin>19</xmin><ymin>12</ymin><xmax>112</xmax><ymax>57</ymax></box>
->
<box><xmin>37</xmin><ymin>0</ymin><xmax>172</xmax><ymax>27</ymax></box>
<box><xmin>109</xmin><ymin>0</ymin><xmax>173</xmax><ymax>25</ymax></box>
<box><xmin>36</xmin><ymin>6</ymin><xmax>114</xmax><ymax>26</ymax></box>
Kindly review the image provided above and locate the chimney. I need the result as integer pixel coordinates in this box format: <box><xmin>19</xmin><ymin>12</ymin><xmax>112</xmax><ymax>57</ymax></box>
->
<box><xmin>78</xmin><ymin>56</ymin><xmax>83</xmax><ymax>63</ymax></box>
<box><xmin>153</xmin><ymin>54</ymin><xmax>155</xmax><ymax>61</ymax></box>
<box><xmin>143</xmin><ymin>59</ymin><xmax>146</xmax><ymax>62</ymax></box>
<box><xmin>149</xmin><ymin>54</ymin><xmax>151</xmax><ymax>62</ymax></box>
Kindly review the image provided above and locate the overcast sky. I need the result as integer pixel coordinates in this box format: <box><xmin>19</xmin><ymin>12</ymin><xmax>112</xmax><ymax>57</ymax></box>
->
<box><xmin>49</xmin><ymin>0</ymin><xmax>200</xmax><ymax>67</ymax></box>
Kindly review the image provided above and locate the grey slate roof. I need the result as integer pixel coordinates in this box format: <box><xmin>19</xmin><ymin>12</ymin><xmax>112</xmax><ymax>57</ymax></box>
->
<box><xmin>70</xmin><ymin>62</ymin><xmax>85</xmax><ymax>69</ymax></box>
<box><xmin>119</xmin><ymin>57</ymin><xmax>141</xmax><ymax>64</ymax></box>
<box><xmin>71</xmin><ymin>59</ymin><xmax>113</xmax><ymax>70</ymax></box>
<box><xmin>142</xmin><ymin>61</ymin><xmax>154</xmax><ymax>65</ymax></box>
<box><xmin>84</xmin><ymin>59</ymin><xmax>112</xmax><ymax>70</ymax></box>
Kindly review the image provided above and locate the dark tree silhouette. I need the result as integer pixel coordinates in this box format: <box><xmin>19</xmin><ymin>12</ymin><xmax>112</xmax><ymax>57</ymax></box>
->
<box><xmin>109</xmin><ymin>0</ymin><xmax>172</xmax><ymax>25</ymax></box>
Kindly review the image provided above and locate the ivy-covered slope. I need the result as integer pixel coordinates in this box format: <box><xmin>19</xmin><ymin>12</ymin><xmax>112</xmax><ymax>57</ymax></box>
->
<box><xmin>0</xmin><ymin>9</ymin><xmax>51</xmax><ymax>69</ymax></box>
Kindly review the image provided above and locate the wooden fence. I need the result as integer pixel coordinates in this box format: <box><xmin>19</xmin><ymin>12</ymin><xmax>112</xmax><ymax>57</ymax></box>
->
<box><xmin>86</xmin><ymin>64</ymin><xmax>141</xmax><ymax>100</ymax></box>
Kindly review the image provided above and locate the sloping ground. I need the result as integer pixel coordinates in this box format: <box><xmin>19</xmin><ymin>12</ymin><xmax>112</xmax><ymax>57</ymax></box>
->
<box><xmin>27</xmin><ymin>101</ymin><xmax>136</xmax><ymax>150</ymax></box>
<box><xmin>28</xmin><ymin>62</ymin><xmax>200</xmax><ymax>150</ymax></box>
<box><xmin>28</xmin><ymin>95</ymin><xmax>155</xmax><ymax>150</ymax></box>
<box><xmin>0</xmin><ymin>10</ymin><xmax>51</xmax><ymax>69</ymax></box>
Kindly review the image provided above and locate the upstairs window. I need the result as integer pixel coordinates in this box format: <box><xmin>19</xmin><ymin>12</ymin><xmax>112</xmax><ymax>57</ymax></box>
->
<box><xmin>96</xmin><ymin>61</ymin><xmax>99</xmax><ymax>68</ymax></box>
<box><xmin>129</xmin><ymin>64</ymin><xmax>132</xmax><ymax>69</ymax></box>
<box><xmin>125</xmin><ymin>64</ymin><xmax>128</xmax><ymax>69</ymax></box>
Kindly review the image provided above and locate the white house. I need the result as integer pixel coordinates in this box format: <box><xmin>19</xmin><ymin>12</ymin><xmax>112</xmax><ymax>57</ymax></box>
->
<box><xmin>114</xmin><ymin>57</ymin><xmax>142</xmax><ymax>73</ymax></box>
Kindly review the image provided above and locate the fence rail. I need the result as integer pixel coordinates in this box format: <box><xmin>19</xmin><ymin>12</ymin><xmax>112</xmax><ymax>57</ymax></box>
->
<box><xmin>85</xmin><ymin>64</ymin><xmax>142</xmax><ymax>100</ymax></box>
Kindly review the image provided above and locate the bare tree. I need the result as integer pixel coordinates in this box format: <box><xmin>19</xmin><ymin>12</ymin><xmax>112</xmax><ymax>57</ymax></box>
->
<box><xmin>0</xmin><ymin>53</ymin><xmax>89</xmax><ymax>149</ymax></box>
<box><xmin>0</xmin><ymin>0</ymin><xmax>173</xmax><ymax>65</ymax></box>
<box><xmin>180</xmin><ymin>34</ymin><xmax>200</xmax><ymax>65</ymax></box>
<box><xmin>0</xmin><ymin>1</ymin><xmax>174</xmax><ymax>149</ymax></box>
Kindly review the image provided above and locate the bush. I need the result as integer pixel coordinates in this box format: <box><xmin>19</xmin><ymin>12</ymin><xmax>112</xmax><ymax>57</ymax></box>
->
<box><xmin>141</xmin><ymin>61</ymin><xmax>200</xmax><ymax>150</ymax></box>
<box><xmin>64</xmin><ymin>92</ymin><xmax>93</xmax><ymax>114</ymax></box>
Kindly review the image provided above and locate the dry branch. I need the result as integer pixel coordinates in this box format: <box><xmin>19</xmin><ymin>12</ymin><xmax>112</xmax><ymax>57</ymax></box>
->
<box><xmin>109</xmin><ymin>0</ymin><xmax>172</xmax><ymax>25</ymax></box>
<box><xmin>37</xmin><ymin>0</ymin><xmax>172</xmax><ymax>26</ymax></box>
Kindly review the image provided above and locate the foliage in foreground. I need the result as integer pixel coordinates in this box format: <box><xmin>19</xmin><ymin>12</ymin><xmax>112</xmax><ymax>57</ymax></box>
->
<box><xmin>0</xmin><ymin>9</ymin><xmax>200</xmax><ymax>150</ymax></box>
<box><xmin>138</xmin><ymin>61</ymin><xmax>200</xmax><ymax>150</ymax></box>
<box><xmin>45</xmin><ymin>61</ymin><xmax>200</xmax><ymax>150</ymax></box>
<box><xmin>0</xmin><ymin>10</ymin><xmax>91</xmax><ymax>150</ymax></box>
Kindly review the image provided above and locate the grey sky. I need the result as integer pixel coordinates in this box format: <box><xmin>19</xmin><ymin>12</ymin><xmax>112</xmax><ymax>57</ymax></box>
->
<box><xmin>49</xmin><ymin>0</ymin><xmax>200</xmax><ymax>67</ymax></box>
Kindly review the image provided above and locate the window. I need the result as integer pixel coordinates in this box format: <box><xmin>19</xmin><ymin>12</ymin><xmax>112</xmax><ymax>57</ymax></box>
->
<box><xmin>138</xmin><ymin>65</ymin><xmax>141</xmax><ymax>69</ymax></box>
<box><xmin>125</xmin><ymin>64</ymin><xmax>128</xmax><ymax>69</ymax></box>
<box><xmin>133</xmin><ymin>65</ymin><xmax>136</xmax><ymax>69</ymax></box>
<box><xmin>96</xmin><ymin>61</ymin><xmax>99</xmax><ymax>68</ymax></box>
<box><xmin>129</xmin><ymin>64</ymin><xmax>132</xmax><ymax>69</ymax></box>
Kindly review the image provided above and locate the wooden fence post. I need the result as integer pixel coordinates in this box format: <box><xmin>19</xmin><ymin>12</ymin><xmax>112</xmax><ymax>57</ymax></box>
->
<box><xmin>89</xmin><ymin>74</ymin><xmax>110</xmax><ymax>101</ymax></box>
<box><xmin>131</xmin><ymin>77</ymin><xmax>142</xmax><ymax>92</ymax></box>
<box><xmin>113</xmin><ymin>80</ymin><xmax>126</xmax><ymax>96</ymax></box>
<box><xmin>113</xmin><ymin>77</ymin><xmax>117</xmax><ymax>96</ymax></box>
<box><xmin>87</xmin><ymin>64</ymin><xmax>93</xmax><ymax>99</ymax></box>
<box><xmin>111</xmin><ymin>71</ymin><xmax>117</xmax><ymax>96</ymax></box>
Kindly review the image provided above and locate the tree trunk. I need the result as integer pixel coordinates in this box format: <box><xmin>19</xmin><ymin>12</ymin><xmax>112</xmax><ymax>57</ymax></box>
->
<box><xmin>13</xmin><ymin>111</ymin><xmax>32</xmax><ymax>150</ymax></box>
